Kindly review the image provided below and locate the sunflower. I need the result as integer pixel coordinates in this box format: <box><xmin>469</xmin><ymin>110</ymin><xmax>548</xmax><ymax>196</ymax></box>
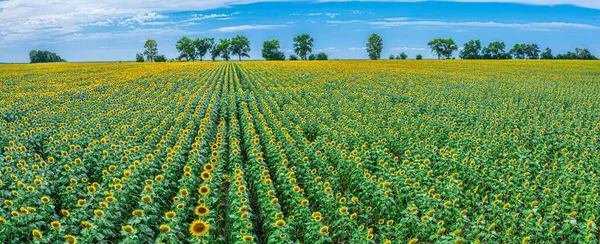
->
<box><xmin>189</xmin><ymin>220</ymin><xmax>210</xmax><ymax>237</ymax></box>
<box><xmin>41</xmin><ymin>196</ymin><xmax>50</xmax><ymax>203</ymax></box>
<box><xmin>195</xmin><ymin>206</ymin><xmax>209</xmax><ymax>216</ymax></box>
<box><xmin>141</xmin><ymin>195</ymin><xmax>152</xmax><ymax>203</ymax></box>
<box><xmin>339</xmin><ymin>207</ymin><xmax>348</xmax><ymax>214</ymax></box>
<box><xmin>199</xmin><ymin>186</ymin><xmax>210</xmax><ymax>195</ymax></box>
<box><xmin>81</xmin><ymin>221</ymin><xmax>93</xmax><ymax>229</ymax></box>
<box><xmin>122</xmin><ymin>225</ymin><xmax>134</xmax><ymax>233</ymax></box>
<box><xmin>160</xmin><ymin>225</ymin><xmax>171</xmax><ymax>232</ymax></box>
<box><xmin>165</xmin><ymin>211</ymin><xmax>176</xmax><ymax>219</ymax></box>
<box><xmin>32</xmin><ymin>229</ymin><xmax>43</xmax><ymax>239</ymax></box>
<box><xmin>243</xmin><ymin>235</ymin><xmax>254</xmax><ymax>242</ymax></box>
<box><xmin>274</xmin><ymin>220</ymin><xmax>286</xmax><ymax>227</ymax></box>
<box><xmin>201</xmin><ymin>171</ymin><xmax>211</xmax><ymax>181</ymax></box>
<box><xmin>94</xmin><ymin>209</ymin><xmax>105</xmax><ymax>217</ymax></box>
<box><xmin>61</xmin><ymin>209</ymin><xmax>70</xmax><ymax>217</ymax></box>
<box><xmin>319</xmin><ymin>225</ymin><xmax>329</xmax><ymax>234</ymax></box>
<box><xmin>51</xmin><ymin>221</ymin><xmax>61</xmax><ymax>229</ymax></box>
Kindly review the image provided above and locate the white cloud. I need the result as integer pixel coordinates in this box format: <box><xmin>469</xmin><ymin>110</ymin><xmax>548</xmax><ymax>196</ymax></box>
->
<box><xmin>326</xmin><ymin>12</ymin><xmax>340</xmax><ymax>18</ymax></box>
<box><xmin>211</xmin><ymin>24</ymin><xmax>287</xmax><ymax>33</ymax></box>
<box><xmin>383</xmin><ymin>17</ymin><xmax>409</xmax><ymax>21</ymax></box>
<box><xmin>326</xmin><ymin>20</ymin><xmax>364</xmax><ymax>24</ymax></box>
<box><xmin>189</xmin><ymin>13</ymin><xmax>237</xmax><ymax>21</ymax></box>
<box><xmin>307</xmin><ymin>13</ymin><xmax>323</xmax><ymax>16</ymax></box>
<box><xmin>317</xmin><ymin>0</ymin><xmax>600</xmax><ymax>10</ymax></box>
<box><xmin>370</xmin><ymin>20</ymin><xmax>600</xmax><ymax>30</ymax></box>
<box><xmin>119</xmin><ymin>12</ymin><xmax>168</xmax><ymax>26</ymax></box>
<box><xmin>349</xmin><ymin>47</ymin><xmax>367</xmax><ymax>51</ymax></box>
<box><xmin>390</xmin><ymin>47</ymin><xmax>426</xmax><ymax>51</ymax></box>
<box><xmin>315</xmin><ymin>47</ymin><xmax>339</xmax><ymax>52</ymax></box>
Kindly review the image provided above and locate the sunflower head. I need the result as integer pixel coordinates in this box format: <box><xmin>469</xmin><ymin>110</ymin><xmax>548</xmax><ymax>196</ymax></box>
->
<box><xmin>319</xmin><ymin>225</ymin><xmax>329</xmax><ymax>234</ymax></box>
<box><xmin>121</xmin><ymin>225</ymin><xmax>134</xmax><ymax>233</ymax></box>
<box><xmin>189</xmin><ymin>220</ymin><xmax>210</xmax><ymax>237</ymax></box>
<box><xmin>195</xmin><ymin>206</ymin><xmax>209</xmax><ymax>216</ymax></box>
<box><xmin>51</xmin><ymin>221</ymin><xmax>61</xmax><ymax>229</ymax></box>
<box><xmin>64</xmin><ymin>235</ymin><xmax>77</xmax><ymax>244</ymax></box>
<box><xmin>160</xmin><ymin>225</ymin><xmax>171</xmax><ymax>232</ymax></box>
<box><xmin>32</xmin><ymin>229</ymin><xmax>43</xmax><ymax>239</ymax></box>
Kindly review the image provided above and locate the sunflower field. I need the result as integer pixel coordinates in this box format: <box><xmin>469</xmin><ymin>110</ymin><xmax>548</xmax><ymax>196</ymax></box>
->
<box><xmin>0</xmin><ymin>60</ymin><xmax>599</xmax><ymax>243</ymax></box>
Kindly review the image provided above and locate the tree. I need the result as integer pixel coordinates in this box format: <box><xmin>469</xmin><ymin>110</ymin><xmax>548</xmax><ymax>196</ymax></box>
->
<box><xmin>389</xmin><ymin>54</ymin><xmax>395</xmax><ymax>60</ymax></box>
<box><xmin>262</xmin><ymin>39</ymin><xmax>285</xmax><ymax>60</ymax></box>
<box><xmin>510</xmin><ymin>43</ymin><xmax>527</xmax><ymax>59</ymax></box>
<box><xmin>144</xmin><ymin>40</ymin><xmax>158</xmax><ymax>62</ymax></box>
<box><xmin>308</xmin><ymin>54</ymin><xmax>316</xmax><ymax>60</ymax></box>
<box><xmin>136</xmin><ymin>53</ymin><xmax>144</xmax><ymax>62</ymax></box>
<box><xmin>210</xmin><ymin>43</ymin><xmax>220</xmax><ymax>62</ymax></box>
<box><xmin>525</xmin><ymin>44</ymin><xmax>540</xmax><ymax>59</ymax></box>
<box><xmin>155</xmin><ymin>55</ymin><xmax>167</xmax><ymax>62</ymax></box>
<box><xmin>416</xmin><ymin>54</ymin><xmax>423</xmax><ymax>60</ymax></box>
<box><xmin>289</xmin><ymin>54</ymin><xmax>299</xmax><ymax>60</ymax></box>
<box><xmin>28</xmin><ymin>50</ymin><xmax>66</xmax><ymax>63</ymax></box>
<box><xmin>427</xmin><ymin>38</ymin><xmax>458</xmax><ymax>59</ymax></box>
<box><xmin>230</xmin><ymin>35</ymin><xmax>251</xmax><ymax>61</ymax></box>
<box><xmin>399</xmin><ymin>52</ymin><xmax>408</xmax><ymax>60</ymax></box>
<box><xmin>482</xmin><ymin>41</ymin><xmax>510</xmax><ymax>59</ymax></box>
<box><xmin>540</xmin><ymin>48</ymin><xmax>553</xmax><ymax>59</ymax></box>
<box><xmin>316</xmin><ymin>52</ymin><xmax>328</xmax><ymax>60</ymax></box>
<box><xmin>459</xmin><ymin>39</ymin><xmax>482</xmax><ymax>59</ymax></box>
<box><xmin>293</xmin><ymin>34</ymin><xmax>314</xmax><ymax>60</ymax></box>
<box><xmin>217</xmin><ymin>39</ymin><xmax>232</xmax><ymax>61</ymax></box>
<box><xmin>176</xmin><ymin>36</ymin><xmax>195</xmax><ymax>61</ymax></box>
<box><xmin>575</xmin><ymin>47</ymin><xmax>597</xmax><ymax>59</ymax></box>
<box><xmin>194</xmin><ymin>38</ymin><xmax>214</xmax><ymax>61</ymax></box>
<box><xmin>366</xmin><ymin>33</ymin><xmax>383</xmax><ymax>60</ymax></box>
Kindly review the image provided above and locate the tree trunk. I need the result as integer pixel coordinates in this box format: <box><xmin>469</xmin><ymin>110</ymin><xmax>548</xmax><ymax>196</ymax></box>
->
<box><xmin>239</xmin><ymin>55</ymin><xmax>241</xmax><ymax>61</ymax></box>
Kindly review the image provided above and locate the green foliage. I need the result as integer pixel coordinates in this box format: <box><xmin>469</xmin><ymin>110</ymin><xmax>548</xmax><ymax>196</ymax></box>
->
<box><xmin>399</xmin><ymin>52</ymin><xmax>408</xmax><ymax>60</ymax></box>
<box><xmin>230</xmin><ymin>35</ymin><xmax>251</xmax><ymax>61</ymax></box>
<box><xmin>389</xmin><ymin>54</ymin><xmax>395</xmax><ymax>60</ymax></box>
<box><xmin>262</xmin><ymin>39</ymin><xmax>285</xmax><ymax>60</ymax></box>
<box><xmin>510</xmin><ymin>43</ymin><xmax>540</xmax><ymax>59</ymax></box>
<box><xmin>176</xmin><ymin>36</ymin><xmax>196</xmax><ymax>61</ymax></box>
<box><xmin>28</xmin><ymin>50</ymin><xmax>66</xmax><ymax>63</ymax></box>
<box><xmin>194</xmin><ymin>38</ymin><xmax>215</xmax><ymax>61</ymax></box>
<box><xmin>316</xmin><ymin>52</ymin><xmax>328</xmax><ymax>60</ymax></box>
<box><xmin>293</xmin><ymin>34</ymin><xmax>314</xmax><ymax>60</ymax></box>
<box><xmin>540</xmin><ymin>48</ymin><xmax>553</xmax><ymax>59</ymax></box>
<box><xmin>482</xmin><ymin>41</ymin><xmax>511</xmax><ymax>59</ymax></box>
<box><xmin>416</xmin><ymin>54</ymin><xmax>423</xmax><ymax>60</ymax></box>
<box><xmin>154</xmin><ymin>55</ymin><xmax>167</xmax><ymax>62</ymax></box>
<box><xmin>135</xmin><ymin>53</ymin><xmax>144</xmax><ymax>62</ymax></box>
<box><xmin>143</xmin><ymin>40</ymin><xmax>158</xmax><ymax>62</ymax></box>
<box><xmin>289</xmin><ymin>54</ymin><xmax>299</xmax><ymax>60</ymax></box>
<box><xmin>427</xmin><ymin>38</ymin><xmax>458</xmax><ymax>59</ymax></box>
<box><xmin>459</xmin><ymin>39</ymin><xmax>483</xmax><ymax>59</ymax></box>
<box><xmin>308</xmin><ymin>54</ymin><xmax>316</xmax><ymax>60</ymax></box>
<box><xmin>555</xmin><ymin>48</ymin><xmax>597</xmax><ymax>60</ymax></box>
<box><xmin>366</xmin><ymin>33</ymin><xmax>383</xmax><ymax>60</ymax></box>
<box><xmin>217</xmin><ymin>39</ymin><xmax>232</xmax><ymax>61</ymax></box>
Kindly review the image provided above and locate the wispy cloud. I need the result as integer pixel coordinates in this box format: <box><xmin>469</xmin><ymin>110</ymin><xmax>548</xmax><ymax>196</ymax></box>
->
<box><xmin>317</xmin><ymin>0</ymin><xmax>600</xmax><ymax>10</ymax></box>
<box><xmin>315</xmin><ymin>47</ymin><xmax>339</xmax><ymax>52</ymax></box>
<box><xmin>119</xmin><ymin>12</ymin><xmax>168</xmax><ymax>26</ymax></box>
<box><xmin>326</xmin><ymin>20</ymin><xmax>364</xmax><ymax>24</ymax></box>
<box><xmin>326</xmin><ymin>12</ymin><xmax>340</xmax><ymax>18</ymax></box>
<box><xmin>211</xmin><ymin>24</ymin><xmax>287</xmax><ymax>33</ymax></box>
<box><xmin>390</xmin><ymin>47</ymin><xmax>426</xmax><ymax>51</ymax></box>
<box><xmin>383</xmin><ymin>17</ymin><xmax>409</xmax><ymax>21</ymax></box>
<box><xmin>370</xmin><ymin>20</ymin><xmax>600</xmax><ymax>30</ymax></box>
<box><xmin>348</xmin><ymin>47</ymin><xmax>367</xmax><ymax>51</ymax></box>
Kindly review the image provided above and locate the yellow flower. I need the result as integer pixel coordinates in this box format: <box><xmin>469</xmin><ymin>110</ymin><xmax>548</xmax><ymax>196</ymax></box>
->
<box><xmin>522</xmin><ymin>236</ymin><xmax>531</xmax><ymax>243</ymax></box>
<box><xmin>243</xmin><ymin>235</ymin><xmax>254</xmax><ymax>242</ymax></box>
<box><xmin>339</xmin><ymin>207</ymin><xmax>348</xmax><ymax>214</ymax></box>
<box><xmin>160</xmin><ymin>225</ymin><xmax>171</xmax><ymax>232</ymax></box>
<box><xmin>122</xmin><ymin>225</ymin><xmax>134</xmax><ymax>233</ymax></box>
<box><xmin>41</xmin><ymin>196</ymin><xmax>50</xmax><ymax>203</ymax></box>
<box><xmin>32</xmin><ymin>229</ymin><xmax>43</xmax><ymax>239</ymax></box>
<box><xmin>275</xmin><ymin>220</ymin><xmax>286</xmax><ymax>227</ymax></box>
<box><xmin>189</xmin><ymin>220</ymin><xmax>210</xmax><ymax>236</ymax></box>
<box><xmin>51</xmin><ymin>221</ymin><xmax>61</xmax><ymax>229</ymax></box>
<box><xmin>195</xmin><ymin>206</ymin><xmax>209</xmax><ymax>216</ymax></box>
<box><xmin>199</xmin><ymin>186</ymin><xmax>210</xmax><ymax>195</ymax></box>
<box><xmin>319</xmin><ymin>225</ymin><xmax>329</xmax><ymax>234</ymax></box>
<box><xmin>408</xmin><ymin>238</ymin><xmax>419</xmax><ymax>244</ymax></box>
<box><xmin>165</xmin><ymin>211</ymin><xmax>176</xmax><ymax>219</ymax></box>
<box><xmin>94</xmin><ymin>209</ymin><xmax>105</xmax><ymax>217</ymax></box>
<box><xmin>141</xmin><ymin>195</ymin><xmax>152</xmax><ymax>203</ymax></box>
<box><xmin>64</xmin><ymin>235</ymin><xmax>77</xmax><ymax>244</ymax></box>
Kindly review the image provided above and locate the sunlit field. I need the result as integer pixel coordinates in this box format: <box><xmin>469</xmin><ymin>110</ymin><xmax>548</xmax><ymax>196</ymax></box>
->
<box><xmin>1</xmin><ymin>60</ymin><xmax>599</xmax><ymax>243</ymax></box>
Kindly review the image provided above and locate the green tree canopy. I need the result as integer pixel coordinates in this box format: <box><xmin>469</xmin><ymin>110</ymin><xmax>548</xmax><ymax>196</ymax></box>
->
<box><xmin>366</xmin><ymin>33</ymin><xmax>383</xmax><ymax>60</ymax></box>
<box><xmin>176</xmin><ymin>36</ymin><xmax>195</xmax><ymax>61</ymax></box>
<box><xmin>427</xmin><ymin>38</ymin><xmax>458</xmax><ymax>59</ymax></box>
<box><xmin>316</xmin><ymin>52</ymin><xmax>328</xmax><ymax>60</ymax></box>
<box><xmin>293</xmin><ymin>34</ymin><xmax>314</xmax><ymax>60</ymax></box>
<box><xmin>143</xmin><ymin>40</ymin><xmax>158</xmax><ymax>62</ymax></box>
<box><xmin>459</xmin><ymin>39</ymin><xmax>482</xmax><ymax>59</ymax></box>
<box><xmin>193</xmin><ymin>38</ymin><xmax>215</xmax><ymax>61</ymax></box>
<box><xmin>29</xmin><ymin>50</ymin><xmax>66</xmax><ymax>63</ymax></box>
<box><xmin>217</xmin><ymin>39</ymin><xmax>232</xmax><ymax>61</ymax></box>
<box><xmin>262</xmin><ymin>39</ymin><xmax>285</xmax><ymax>60</ymax></box>
<box><xmin>482</xmin><ymin>41</ymin><xmax>510</xmax><ymax>59</ymax></box>
<box><xmin>230</xmin><ymin>35</ymin><xmax>251</xmax><ymax>61</ymax></box>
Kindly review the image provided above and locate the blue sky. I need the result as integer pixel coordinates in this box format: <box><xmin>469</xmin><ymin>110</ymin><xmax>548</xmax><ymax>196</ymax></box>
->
<box><xmin>0</xmin><ymin>0</ymin><xmax>599</xmax><ymax>62</ymax></box>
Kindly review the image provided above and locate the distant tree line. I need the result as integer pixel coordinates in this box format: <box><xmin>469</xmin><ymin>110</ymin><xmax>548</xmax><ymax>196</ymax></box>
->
<box><xmin>130</xmin><ymin>33</ymin><xmax>597</xmax><ymax>62</ymax></box>
<box><xmin>366</xmin><ymin>34</ymin><xmax>597</xmax><ymax>61</ymax></box>
<box><xmin>29</xmin><ymin>50</ymin><xmax>66</xmax><ymax>63</ymax></box>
